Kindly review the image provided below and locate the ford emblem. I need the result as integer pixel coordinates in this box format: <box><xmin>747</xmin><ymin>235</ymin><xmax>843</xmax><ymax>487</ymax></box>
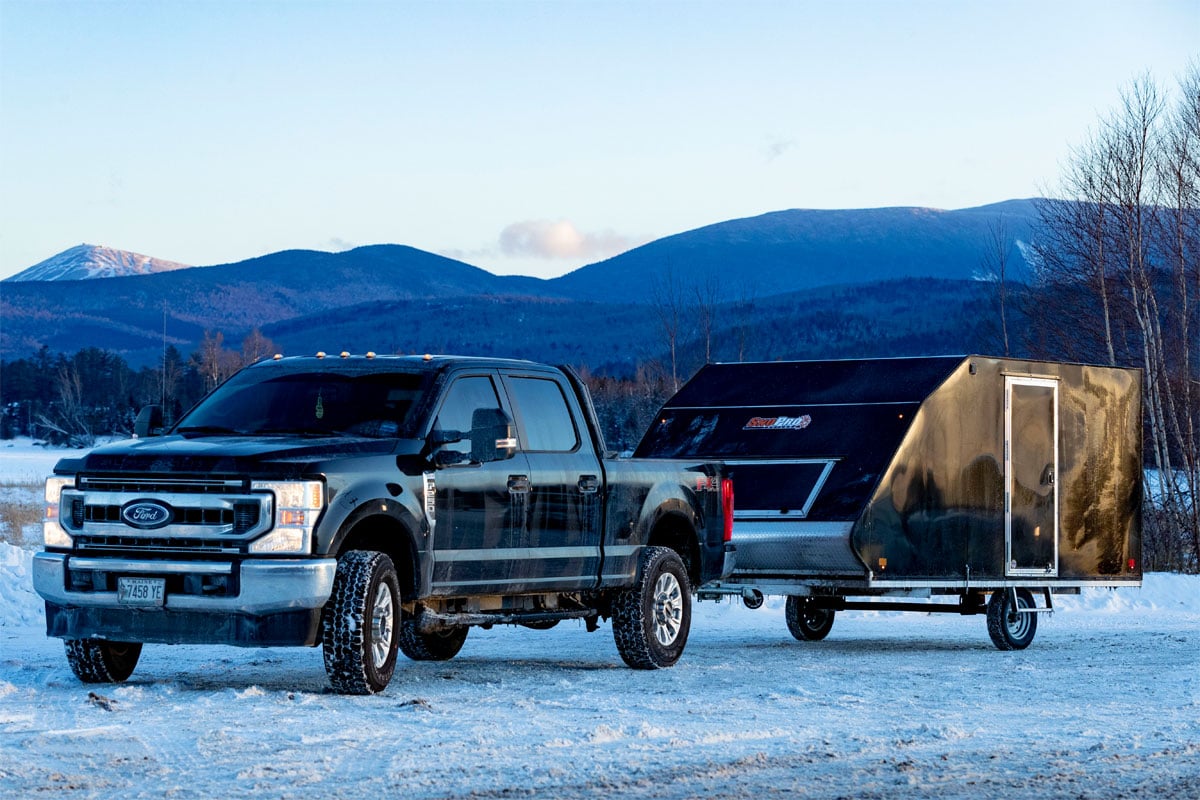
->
<box><xmin>121</xmin><ymin>500</ymin><xmax>173</xmax><ymax>529</ymax></box>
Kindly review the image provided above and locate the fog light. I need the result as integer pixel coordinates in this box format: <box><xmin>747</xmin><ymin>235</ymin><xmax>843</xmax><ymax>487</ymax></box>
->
<box><xmin>249</xmin><ymin>528</ymin><xmax>307</xmax><ymax>554</ymax></box>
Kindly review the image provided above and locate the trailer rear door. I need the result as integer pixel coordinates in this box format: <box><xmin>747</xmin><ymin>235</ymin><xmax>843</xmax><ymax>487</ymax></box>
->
<box><xmin>1005</xmin><ymin>377</ymin><xmax>1059</xmax><ymax>576</ymax></box>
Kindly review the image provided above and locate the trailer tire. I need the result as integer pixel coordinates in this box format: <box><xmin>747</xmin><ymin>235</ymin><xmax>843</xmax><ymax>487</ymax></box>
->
<box><xmin>785</xmin><ymin>596</ymin><xmax>835</xmax><ymax>641</ymax></box>
<box><xmin>612</xmin><ymin>546</ymin><xmax>691</xmax><ymax>669</ymax></box>
<box><xmin>64</xmin><ymin>639</ymin><xmax>142</xmax><ymax>683</ymax></box>
<box><xmin>987</xmin><ymin>588</ymin><xmax>1038</xmax><ymax>651</ymax></box>
<box><xmin>322</xmin><ymin>550</ymin><xmax>401</xmax><ymax>694</ymax></box>
<box><xmin>398</xmin><ymin>620</ymin><xmax>468</xmax><ymax>661</ymax></box>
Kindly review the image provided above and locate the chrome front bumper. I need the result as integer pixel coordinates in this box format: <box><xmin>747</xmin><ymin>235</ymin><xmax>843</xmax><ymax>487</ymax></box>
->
<box><xmin>33</xmin><ymin>552</ymin><xmax>337</xmax><ymax>616</ymax></box>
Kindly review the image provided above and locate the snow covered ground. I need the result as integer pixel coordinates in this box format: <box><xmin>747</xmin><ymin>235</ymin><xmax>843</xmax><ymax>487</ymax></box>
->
<box><xmin>1</xmin><ymin>440</ymin><xmax>1197</xmax><ymax>799</ymax></box>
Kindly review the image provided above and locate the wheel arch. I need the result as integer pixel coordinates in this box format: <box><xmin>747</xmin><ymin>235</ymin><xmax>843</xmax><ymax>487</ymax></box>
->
<box><xmin>330</xmin><ymin>511</ymin><xmax>421</xmax><ymax>601</ymax></box>
<box><xmin>646</xmin><ymin>506</ymin><xmax>701</xmax><ymax>587</ymax></box>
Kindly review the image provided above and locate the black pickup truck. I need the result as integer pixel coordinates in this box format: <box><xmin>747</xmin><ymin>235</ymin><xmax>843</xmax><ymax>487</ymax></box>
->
<box><xmin>33</xmin><ymin>355</ymin><xmax>733</xmax><ymax>693</ymax></box>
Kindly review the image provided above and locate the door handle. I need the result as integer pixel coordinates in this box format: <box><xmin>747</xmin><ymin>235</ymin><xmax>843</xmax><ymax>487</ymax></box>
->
<box><xmin>578</xmin><ymin>474</ymin><xmax>600</xmax><ymax>494</ymax></box>
<box><xmin>507</xmin><ymin>475</ymin><xmax>531</xmax><ymax>494</ymax></box>
<box><xmin>1041</xmin><ymin>466</ymin><xmax>1055</xmax><ymax>487</ymax></box>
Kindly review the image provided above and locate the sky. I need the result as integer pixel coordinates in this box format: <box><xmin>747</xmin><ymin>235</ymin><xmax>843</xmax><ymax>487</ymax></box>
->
<box><xmin>0</xmin><ymin>1</ymin><xmax>1196</xmax><ymax>281</ymax></box>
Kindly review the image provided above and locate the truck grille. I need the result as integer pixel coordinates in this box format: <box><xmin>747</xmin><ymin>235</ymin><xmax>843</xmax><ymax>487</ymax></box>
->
<box><xmin>73</xmin><ymin>534</ymin><xmax>242</xmax><ymax>555</ymax></box>
<box><xmin>78</xmin><ymin>476</ymin><xmax>245</xmax><ymax>494</ymax></box>
<box><xmin>62</xmin><ymin>475</ymin><xmax>272</xmax><ymax>552</ymax></box>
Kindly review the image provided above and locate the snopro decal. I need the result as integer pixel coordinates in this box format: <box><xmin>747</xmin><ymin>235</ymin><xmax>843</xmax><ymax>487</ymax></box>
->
<box><xmin>743</xmin><ymin>415</ymin><xmax>812</xmax><ymax>431</ymax></box>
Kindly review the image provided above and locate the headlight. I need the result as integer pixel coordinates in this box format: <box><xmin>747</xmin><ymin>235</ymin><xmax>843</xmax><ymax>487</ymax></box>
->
<box><xmin>249</xmin><ymin>480</ymin><xmax>324</xmax><ymax>555</ymax></box>
<box><xmin>44</xmin><ymin>476</ymin><xmax>75</xmax><ymax>548</ymax></box>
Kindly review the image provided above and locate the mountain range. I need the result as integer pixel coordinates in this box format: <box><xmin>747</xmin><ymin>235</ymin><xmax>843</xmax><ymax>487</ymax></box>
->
<box><xmin>0</xmin><ymin>200</ymin><xmax>1038</xmax><ymax>370</ymax></box>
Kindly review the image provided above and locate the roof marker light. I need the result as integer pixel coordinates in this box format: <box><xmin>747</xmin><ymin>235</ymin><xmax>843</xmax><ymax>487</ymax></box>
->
<box><xmin>423</xmin><ymin>354</ymin><xmax>433</xmax><ymax>361</ymax></box>
<box><xmin>273</xmin><ymin>354</ymin><xmax>283</xmax><ymax>361</ymax></box>
<box><xmin>340</xmin><ymin>351</ymin><xmax>350</xmax><ymax>359</ymax></box>
<box><xmin>366</xmin><ymin>351</ymin><xmax>376</xmax><ymax>359</ymax></box>
<box><xmin>316</xmin><ymin>351</ymin><xmax>326</xmax><ymax>359</ymax></box>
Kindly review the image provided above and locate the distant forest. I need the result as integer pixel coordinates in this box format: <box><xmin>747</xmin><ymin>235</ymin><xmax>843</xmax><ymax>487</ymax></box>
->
<box><xmin>0</xmin><ymin>277</ymin><xmax>1007</xmax><ymax>452</ymax></box>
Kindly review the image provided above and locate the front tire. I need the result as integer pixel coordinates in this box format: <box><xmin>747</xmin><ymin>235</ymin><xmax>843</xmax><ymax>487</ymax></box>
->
<box><xmin>322</xmin><ymin>550</ymin><xmax>401</xmax><ymax>694</ymax></box>
<box><xmin>612</xmin><ymin>546</ymin><xmax>691</xmax><ymax>669</ymax></box>
<box><xmin>398</xmin><ymin>620</ymin><xmax>468</xmax><ymax>661</ymax></box>
<box><xmin>785</xmin><ymin>596</ymin><xmax>835</xmax><ymax>641</ymax></box>
<box><xmin>64</xmin><ymin>639</ymin><xmax>142</xmax><ymax>683</ymax></box>
<box><xmin>987</xmin><ymin>588</ymin><xmax>1038</xmax><ymax>650</ymax></box>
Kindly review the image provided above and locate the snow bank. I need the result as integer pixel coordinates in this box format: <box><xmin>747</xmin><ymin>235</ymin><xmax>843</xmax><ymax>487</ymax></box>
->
<box><xmin>0</xmin><ymin>542</ymin><xmax>40</xmax><ymax>628</ymax></box>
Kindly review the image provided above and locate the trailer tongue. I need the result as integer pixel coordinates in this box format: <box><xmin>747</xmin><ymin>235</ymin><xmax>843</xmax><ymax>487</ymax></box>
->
<box><xmin>636</xmin><ymin>355</ymin><xmax>1143</xmax><ymax>650</ymax></box>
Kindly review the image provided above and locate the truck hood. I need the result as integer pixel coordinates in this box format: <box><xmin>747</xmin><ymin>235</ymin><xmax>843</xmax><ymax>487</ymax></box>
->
<box><xmin>54</xmin><ymin>434</ymin><xmax>424</xmax><ymax>478</ymax></box>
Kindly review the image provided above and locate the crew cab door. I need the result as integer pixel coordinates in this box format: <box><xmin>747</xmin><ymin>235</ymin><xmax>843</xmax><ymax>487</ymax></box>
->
<box><xmin>500</xmin><ymin>372</ymin><xmax>603</xmax><ymax>592</ymax></box>
<box><xmin>428</xmin><ymin>373</ymin><xmax>530</xmax><ymax>595</ymax></box>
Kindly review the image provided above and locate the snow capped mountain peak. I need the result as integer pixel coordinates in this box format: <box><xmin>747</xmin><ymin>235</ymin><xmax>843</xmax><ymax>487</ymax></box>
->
<box><xmin>4</xmin><ymin>244</ymin><xmax>192</xmax><ymax>282</ymax></box>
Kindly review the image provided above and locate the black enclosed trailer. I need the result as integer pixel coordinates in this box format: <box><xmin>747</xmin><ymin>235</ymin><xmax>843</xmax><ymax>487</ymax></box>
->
<box><xmin>635</xmin><ymin>356</ymin><xmax>1143</xmax><ymax>650</ymax></box>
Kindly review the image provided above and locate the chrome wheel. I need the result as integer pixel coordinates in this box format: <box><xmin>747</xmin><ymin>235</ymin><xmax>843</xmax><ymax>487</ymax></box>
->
<box><xmin>370</xmin><ymin>582</ymin><xmax>395</xmax><ymax>668</ymax></box>
<box><xmin>652</xmin><ymin>571</ymin><xmax>683</xmax><ymax>646</ymax></box>
<box><xmin>1004</xmin><ymin>593</ymin><xmax>1033</xmax><ymax>640</ymax></box>
<box><xmin>612</xmin><ymin>546</ymin><xmax>691</xmax><ymax>669</ymax></box>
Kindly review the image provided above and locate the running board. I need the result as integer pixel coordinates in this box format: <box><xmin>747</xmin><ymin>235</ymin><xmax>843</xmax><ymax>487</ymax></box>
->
<box><xmin>415</xmin><ymin>607</ymin><xmax>597</xmax><ymax>633</ymax></box>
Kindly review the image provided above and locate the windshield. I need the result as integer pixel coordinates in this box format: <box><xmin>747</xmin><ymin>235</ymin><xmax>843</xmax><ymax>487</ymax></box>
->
<box><xmin>175</xmin><ymin>368</ymin><xmax>431</xmax><ymax>438</ymax></box>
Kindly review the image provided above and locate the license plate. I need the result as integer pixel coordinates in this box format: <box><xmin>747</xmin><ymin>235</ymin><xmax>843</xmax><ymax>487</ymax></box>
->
<box><xmin>117</xmin><ymin>577</ymin><xmax>166</xmax><ymax>606</ymax></box>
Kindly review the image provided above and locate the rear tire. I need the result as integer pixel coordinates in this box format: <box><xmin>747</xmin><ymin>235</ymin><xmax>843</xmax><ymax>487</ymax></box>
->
<box><xmin>322</xmin><ymin>550</ymin><xmax>401</xmax><ymax>694</ymax></box>
<box><xmin>612</xmin><ymin>546</ymin><xmax>691</xmax><ymax>669</ymax></box>
<box><xmin>64</xmin><ymin>639</ymin><xmax>142</xmax><ymax>683</ymax></box>
<box><xmin>987</xmin><ymin>588</ymin><xmax>1038</xmax><ymax>650</ymax></box>
<box><xmin>785</xmin><ymin>596</ymin><xmax>835</xmax><ymax>641</ymax></box>
<box><xmin>398</xmin><ymin>620</ymin><xmax>468</xmax><ymax>661</ymax></box>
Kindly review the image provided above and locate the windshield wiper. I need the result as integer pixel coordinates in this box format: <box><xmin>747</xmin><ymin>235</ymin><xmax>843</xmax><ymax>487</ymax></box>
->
<box><xmin>175</xmin><ymin>425</ymin><xmax>245</xmax><ymax>436</ymax></box>
<box><xmin>255</xmin><ymin>427</ymin><xmax>348</xmax><ymax>437</ymax></box>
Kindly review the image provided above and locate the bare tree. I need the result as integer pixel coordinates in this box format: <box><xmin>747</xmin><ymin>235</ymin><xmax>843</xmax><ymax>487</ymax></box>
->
<box><xmin>196</xmin><ymin>330</ymin><xmax>241</xmax><ymax>392</ymax></box>
<box><xmin>37</xmin><ymin>361</ymin><xmax>95</xmax><ymax>446</ymax></box>
<box><xmin>731</xmin><ymin>279</ymin><xmax>759</xmax><ymax>362</ymax></box>
<box><xmin>241</xmin><ymin>328</ymin><xmax>278</xmax><ymax>364</ymax></box>
<box><xmin>1150</xmin><ymin>65</ymin><xmax>1200</xmax><ymax>561</ymax></box>
<box><xmin>651</xmin><ymin>266</ymin><xmax>691</xmax><ymax>392</ymax></box>
<box><xmin>1035</xmin><ymin>71</ymin><xmax>1200</xmax><ymax>570</ymax></box>
<box><xmin>981</xmin><ymin>216</ymin><xmax>1013</xmax><ymax>356</ymax></box>
<box><xmin>693</xmin><ymin>273</ymin><xmax>721</xmax><ymax>365</ymax></box>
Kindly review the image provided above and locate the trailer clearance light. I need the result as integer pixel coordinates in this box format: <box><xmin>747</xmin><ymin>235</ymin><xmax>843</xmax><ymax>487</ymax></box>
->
<box><xmin>722</xmin><ymin>478</ymin><xmax>735</xmax><ymax>542</ymax></box>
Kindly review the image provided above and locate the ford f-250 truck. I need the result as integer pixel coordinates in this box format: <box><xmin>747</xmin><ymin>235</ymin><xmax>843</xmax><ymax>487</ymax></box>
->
<box><xmin>34</xmin><ymin>355</ymin><xmax>733</xmax><ymax>693</ymax></box>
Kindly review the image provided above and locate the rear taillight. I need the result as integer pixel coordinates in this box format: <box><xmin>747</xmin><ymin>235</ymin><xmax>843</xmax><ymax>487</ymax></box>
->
<box><xmin>721</xmin><ymin>478</ymin><xmax>734</xmax><ymax>542</ymax></box>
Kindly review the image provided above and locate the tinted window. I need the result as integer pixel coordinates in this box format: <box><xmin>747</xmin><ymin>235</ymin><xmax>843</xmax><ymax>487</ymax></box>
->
<box><xmin>508</xmin><ymin>377</ymin><xmax>578</xmax><ymax>452</ymax></box>
<box><xmin>177</xmin><ymin>369</ymin><xmax>427</xmax><ymax>437</ymax></box>
<box><xmin>435</xmin><ymin>376</ymin><xmax>502</xmax><ymax>455</ymax></box>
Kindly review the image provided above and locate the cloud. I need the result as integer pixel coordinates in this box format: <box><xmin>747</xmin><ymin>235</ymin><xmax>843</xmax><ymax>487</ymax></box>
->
<box><xmin>326</xmin><ymin>237</ymin><xmax>357</xmax><ymax>252</ymax></box>
<box><xmin>498</xmin><ymin>219</ymin><xmax>639</xmax><ymax>260</ymax></box>
<box><xmin>766</xmin><ymin>137</ymin><xmax>797</xmax><ymax>161</ymax></box>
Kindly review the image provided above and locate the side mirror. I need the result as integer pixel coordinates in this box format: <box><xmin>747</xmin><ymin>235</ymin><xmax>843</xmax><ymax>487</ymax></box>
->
<box><xmin>470</xmin><ymin>408</ymin><xmax>517</xmax><ymax>463</ymax></box>
<box><xmin>429</xmin><ymin>428</ymin><xmax>466</xmax><ymax>447</ymax></box>
<box><xmin>134</xmin><ymin>405</ymin><xmax>164</xmax><ymax>438</ymax></box>
<box><xmin>433</xmin><ymin>449</ymin><xmax>468</xmax><ymax>468</ymax></box>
